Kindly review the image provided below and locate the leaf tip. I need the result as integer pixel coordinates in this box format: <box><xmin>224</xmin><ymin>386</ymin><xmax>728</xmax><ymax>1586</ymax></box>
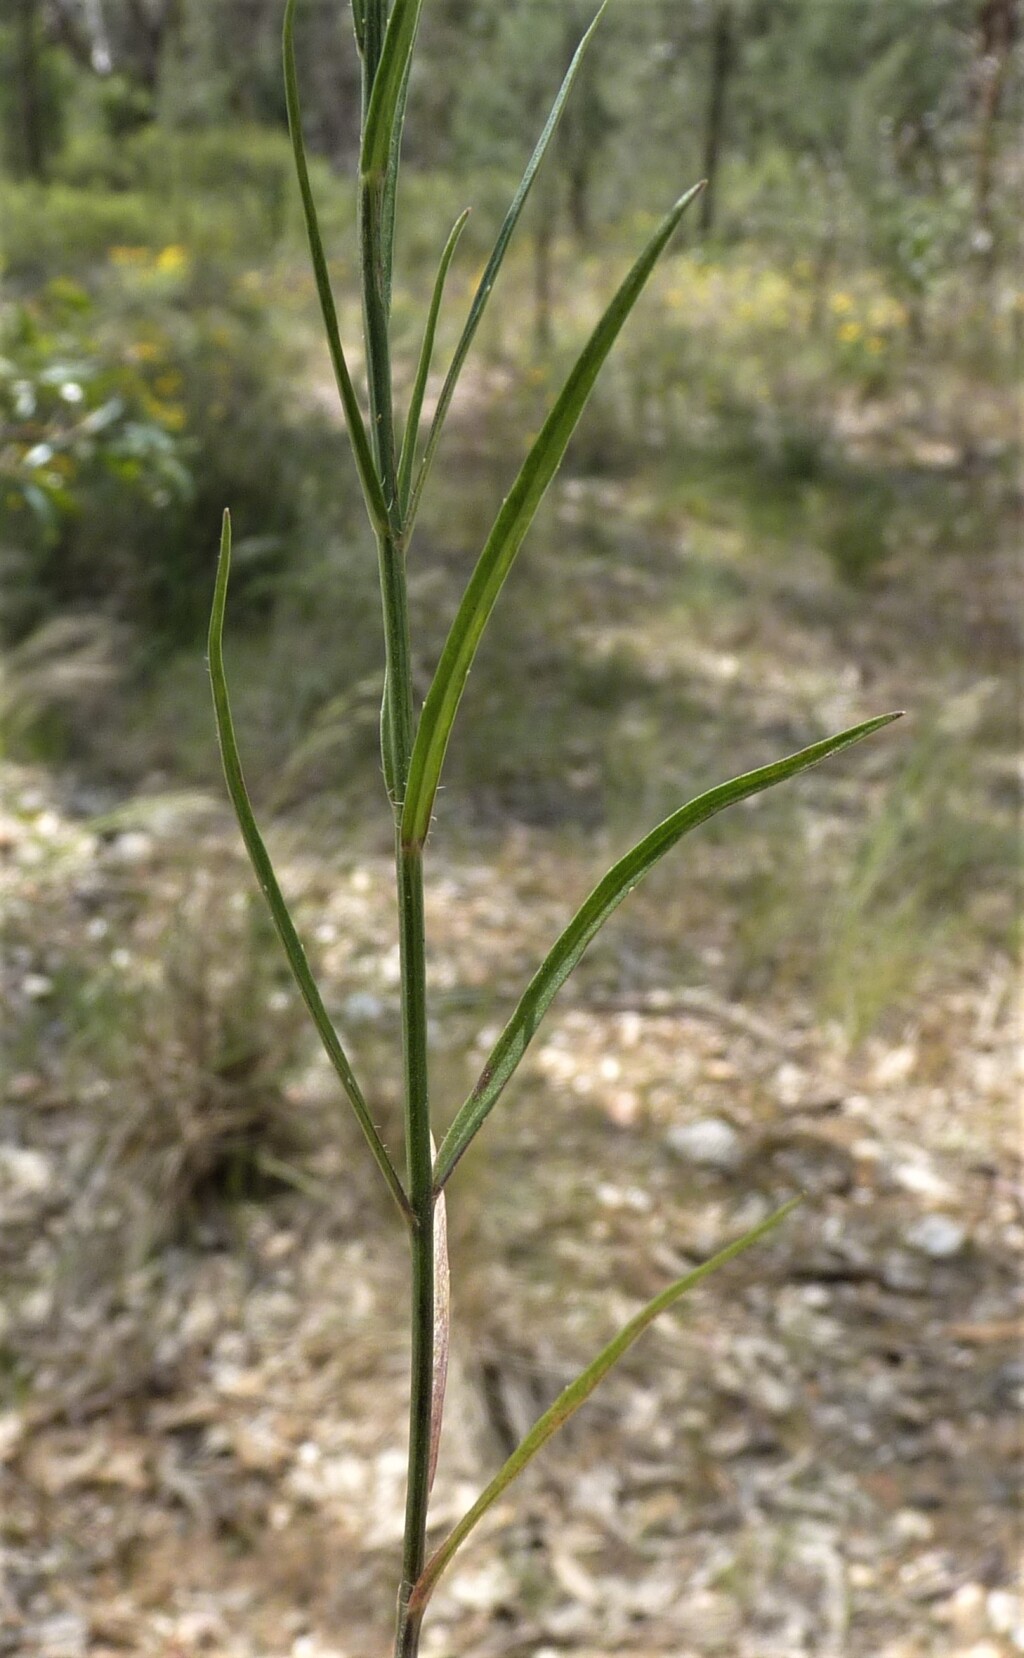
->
<box><xmin>668</xmin><ymin>179</ymin><xmax>707</xmax><ymax>226</ymax></box>
<box><xmin>217</xmin><ymin>508</ymin><xmax>232</xmax><ymax>572</ymax></box>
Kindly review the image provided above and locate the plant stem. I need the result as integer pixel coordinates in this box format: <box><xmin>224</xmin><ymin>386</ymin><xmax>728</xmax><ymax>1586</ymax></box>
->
<box><xmin>394</xmin><ymin>845</ymin><xmax>433</xmax><ymax>1658</ymax></box>
<box><xmin>360</xmin><ymin>0</ymin><xmax>406</xmax><ymax>799</ymax></box>
<box><xmin>357</xmin><ymin>8</ymin><xmax>435</xmax><ymax>1652</ymax></box>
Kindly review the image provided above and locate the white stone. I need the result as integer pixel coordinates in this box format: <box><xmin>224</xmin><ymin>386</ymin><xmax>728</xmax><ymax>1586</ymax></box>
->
<box><xmin>905</xmin><ymin>1214</ymin><xmax>967</xmax><ymax>1259</ymax></box>
<box><xmin>666</xmin><ymin>1117</ymin><xmax>743</xmax><ymax>1172</ymax></box>
<box><xmin>0</xmin><ymin>1145</ymin><xmax>52</xmax><ymax>1196</ymax></box>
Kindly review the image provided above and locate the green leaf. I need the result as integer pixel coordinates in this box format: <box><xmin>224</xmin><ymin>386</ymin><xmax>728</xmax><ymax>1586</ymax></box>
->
<box><xmin>209</xmin><ymin>511</ymin><xmax>410</xmax><ymax>1222</ymax></box>
<box><xmin>434</xmin><ymin>713</ymin><xmax>902</xmax><ymax>1188</ymax></box>
<box><xmin>379</xmin><ymin>47</ymin><xmax>415</xmax><ymax>315</ymax></box>
<box><xmin>408</xmin><ymin>1198</ymin><xmax>801</xmax><ymax>1618</ymax></box>
<box><xmin>397</xmin><ymin>209</ymin><xmax>471</xmax><ymax>517</ymax></box>
<box><xmin>401</xmin><ymin>180</ymin><xmax>705</xmax><ymax>849</ymax></box>
<box><xmin>283</xmin><ymin>0</ymin><xmax>389</xmax><ymax>537</ymax></box>
<box><xmin>406</xmin><ymin>4</ymin><xmax>608</xmax><ymax>527</ymax></box>
<box><xmin>361</xmin><ymin>0</ymin><xmax>424</xmax><ymax>187</ymax></box>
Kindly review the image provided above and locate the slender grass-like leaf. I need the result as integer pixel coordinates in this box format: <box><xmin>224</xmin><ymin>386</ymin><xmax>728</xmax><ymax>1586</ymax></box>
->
<box><xmin>351</xmin><ymin>0</ymin><xmax>366</xmax><ymax>55</ymax></box>
<box><xmin>397</xmin><ymin>210</ymin><xmax>471</xmax><ymax>517</ymax></box>
<box><xmin>380</xmin><ymin>50</ymin><xmax>414</xmax><ymax>314</ymax></box>
<box><xmin>401</xmin><ymin>180</ymin><xmax>704</xmax><ymax>849</ymax></box>
<box><xmin>209</xmin><ymin>512</ymin><xmax>410</xmax><ymax>1222</ymax></box>
<box><xmin>361</xmin><ymin>0</ymin><xmax>423</xmax><ymax>188</ymax></box>
<box><xmin>434</xmin><ymin>712</ymin><xmax>901</xmax><ymax>1188</ymax></box>
<box><xmin>405</xmin><ymin>4</ymin><xmax>608</xmax><ymax>528</ymax></box>
<box><xmin>283</xmin><ymin>0</ymin><xmax>389</xmax><ymax>537</ymax></box>
<box><xmin>408</xmin><ymin>1198</ymin><xmax>801</xmax><ymax>1616</ymax></box>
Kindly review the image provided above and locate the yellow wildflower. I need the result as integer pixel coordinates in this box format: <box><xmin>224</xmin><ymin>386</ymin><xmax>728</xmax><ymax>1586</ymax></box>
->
<box><xmin>830</xmin><ymin>291</ymin><xmax>855</xmax><ymax>316</ymax></box>
<box><xmin>156</xmin><ymin>245</ymin><xmax>189</xmax><ymax>275</ymax></box>
<box><xmin>838</xmin><ymin>320</ymin><xmax>862</xmax><ymax>344</ymax></box>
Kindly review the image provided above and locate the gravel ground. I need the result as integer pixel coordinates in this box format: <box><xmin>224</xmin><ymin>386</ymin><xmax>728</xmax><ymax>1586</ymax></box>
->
<box><xmin>1</xmin><ymin>757</ymin><xmax>1019</xmax><ymax>1658</ymax></box>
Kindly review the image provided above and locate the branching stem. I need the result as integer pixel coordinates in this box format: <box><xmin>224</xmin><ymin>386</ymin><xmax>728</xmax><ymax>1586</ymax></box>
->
<box><xmin>357</xmin><ymin>8</ymin><xmax>435</xmax><ymax>1653</ymax></box>
<box><xmin>256</xmin><ymin>9</ymin><xmax>900</xmax><ymax>1654</ymax></box>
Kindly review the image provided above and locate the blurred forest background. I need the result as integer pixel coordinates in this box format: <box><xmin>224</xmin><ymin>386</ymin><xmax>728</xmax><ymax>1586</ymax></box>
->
<box><xmin>1</xmin><ymin>3</ymin><xmax>1021</xmax><ymax>1656</ymax></box>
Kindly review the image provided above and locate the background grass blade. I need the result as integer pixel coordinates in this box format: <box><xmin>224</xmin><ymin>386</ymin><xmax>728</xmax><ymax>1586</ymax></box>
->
<box><xmin>283</xmin><ymin>0</ymin><xmax>389</xmax><ymax>536</ymax></box>
<box><xmin>398</xmin><ymin>210</ymin><xmax>471</xmax><ymax>517</ymax></box>
<box><xmin>402</xmin><ymin>180</ymin><xmax>705</xmax><ymax>848</ymax></box>
<box><xmin>408</xmin><ymin>1198</ymin><xmax>801</xmax><ymax>1616</ymax></box>
<box><xmin>434</xmin><ymin>713</ymin><xmax>901</xmax><ymax>1188</ymax></box>
<box><xmin>405</xmin><ymin>4</ymin><xmax>608</xmax><ymax>528</ymax></box>
<box><xmin>361</xmin><ymin>0</ymin><xmax>424</xmax><ymax>188</ymax></box>
<box><xmin>209</xmin><ymin>512</ymin><xmax>410</xmax><ymax>1222</ymax></box>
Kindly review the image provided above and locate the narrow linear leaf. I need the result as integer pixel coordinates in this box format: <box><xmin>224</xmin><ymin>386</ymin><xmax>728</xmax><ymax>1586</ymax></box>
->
<box><xmin>402</xmin><ymin>180</ymin><xmax>705</xmax><ymax>848</ymax></box>
<box><xmin>283</xmin><ymin>0</ymin><xmax>389</xmax><ymax>536</ymax></box>
<box><xmin>361</xmin><ymin>0</ymin><xmax>424</xmax><ymax>187</ymax></box>
<box><xmin>351</xmin><ymin>0</ymin><xmax>366</xmax><ymax>55</ymax></box>
<box><xmin>209</xmin><ymin>512</ymin><xmax>410</xmax><ymax>1222</ymax></box>
<box><xmin>407</xmin><ymin>3</ymin><xmax>608</xmax><ymax>526</ymax></box>
<box><xmin>397</xmin><ymin>210</ymin><xmax>471</xmax><ymax>516</ymax></box>
<box><xmin>380</xmin><ymin>48</ymin><xmax>415</xmax><ymax>314</ymax></box>
<box><xmin>435</xmin><ymin>712</ymin><xmax>902</xmax><ymax>1188</ymax></box>
<box><xmin>409</xmin><ymin>1198</ymin><xmax>801</xmax><ymax>1617</ymax></box>
<box><xmin>428</xmin><ymin>1135</ymin><xmax>450</xmax><ymax>1495</ymax></box>
<box><xmin>361</xmin><ymin>0</ymin><xmax>385</xmax><ymax>80</ymax></box>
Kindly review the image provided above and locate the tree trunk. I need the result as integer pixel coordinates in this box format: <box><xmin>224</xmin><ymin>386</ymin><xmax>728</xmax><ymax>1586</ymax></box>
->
<box><xmin>124</xmin><ymin>0</ymin><xmax>183</xmax><ymax>92</ymax></box>
<box><xmin>533</xmin><ymin>189</ymin><xmax>556</xmax><ymax>359</ymax></box>
<box><xmin>562</xmin><ymin>5</ymin><xmax>601</xmax><ymax>244</ymax></box>
<box><xmin>16</xmin><ymin>0</ymin><xmax>47</xmax><ymax>179</ymax></box>
<box><xmin>972</xmin><ymin>0</ymin><xmax>1018</xmax><ymax>269</ymax></box>
<box><xmin>700</xmin><ymin>1</ymin><xmax>734</xmax><ymax>236</ymax></box>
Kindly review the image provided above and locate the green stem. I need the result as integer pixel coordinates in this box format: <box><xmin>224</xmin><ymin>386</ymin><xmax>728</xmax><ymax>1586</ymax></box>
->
<box><xmin>394</xmin><ymin>843</ymin><xmax>433</xmax><ymax>1657</ymax></box>
<box><xmin>356</xmin><ymin>11</ymin><xmax>436</xmax><ymax>1653</ymax></box>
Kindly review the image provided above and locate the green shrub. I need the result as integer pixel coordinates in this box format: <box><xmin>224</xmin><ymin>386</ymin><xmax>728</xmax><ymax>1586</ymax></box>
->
<box><xmin>0</xmin><ymin>183</ymin><xmax>159</xmax><ymax>281</ymax></box>
<box><xmin>1</xmin><ymin>248</ymin><xmax>353</xmax><ymax>647</ymax></box>
<box><xmin>0</xmin><ymin>281</ymin><xmax>191</xmax><ymax>636</ymax></box>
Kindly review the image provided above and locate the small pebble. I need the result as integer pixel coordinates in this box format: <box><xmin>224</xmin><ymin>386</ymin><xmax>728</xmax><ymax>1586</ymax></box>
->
<box><xmin>893</xmin><ymin>1508</ymin><xmax>935</xmax><ymax>1544</ymax></box>
<box><xmin>341</xmin><ymin>991</ymin><xmax>385</xmax><ymax>1023</ymax></box>
<box><xmin>905</xmin><ymin>1214</ymin><xmax>967</xmax><ymax>1260</ymax></box>
<box><xmin>881</xmin><ymin>1250</ymin><xmax>928</xmax><ymax>1293</ymax></box>
<box><xmin>987</xmin><ymin>1588</ymin><xmax>1024</xmax><ymax>1645</ymax></box>
<box><xmin>665</xmin><ymin>1117</ymin><xmax>743</xmax><ymax>1172</ymax></box>
<box><xmin>0</xmin><ymin>1145</ymin><xmax>52</xmax><ymax>1196</ymax></box>
<box><xmin>105</xmin><ymin>830</ymin><xmax>152</xmax><ymax>864</ymax></box>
